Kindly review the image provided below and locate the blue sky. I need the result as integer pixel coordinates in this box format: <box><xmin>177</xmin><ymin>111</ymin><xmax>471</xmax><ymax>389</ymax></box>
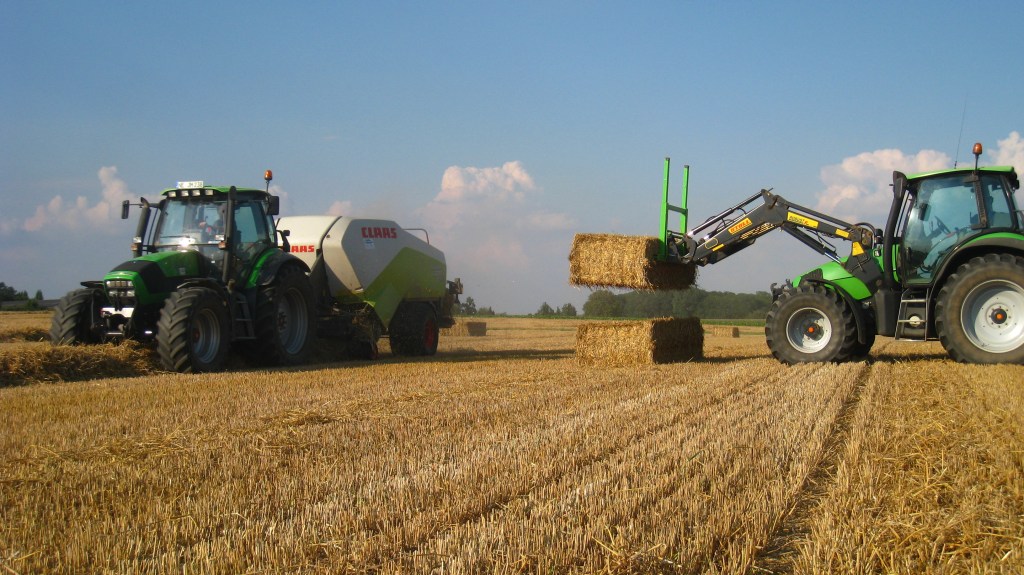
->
<box><xmin>3</xmin><ymin>1</ymin><xmax>1023</xmax><ymax>313</ymax></box>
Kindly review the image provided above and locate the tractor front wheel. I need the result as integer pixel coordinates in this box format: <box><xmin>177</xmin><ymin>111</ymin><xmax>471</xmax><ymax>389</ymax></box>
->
<box><xmin>156</xmin><ymin>287</ymin><xmax>230</xmax><ymax>373</ymax></box>
<box><xmin>50</xmin><ymin>288</ymin><xmax>105</xmax><ymax>345</ymax></box>
<box><xmin>249</xmin><ymin>266</ymin><xmax>315</xmax><ymax>366</ymax></box>
<box><xmin>935</xmin><ymin>254</ymin><xmax>1024</xmax><ymax>364</ymax></box>
<box><xmin>389</xmin><ymin>303</ymin><xmax>439</xmax><ymax>357</ymax></box>
<box><xmin>765</xmin><ymin>284</ymin><xmax>857</xmax><ymax>364</ymax></box>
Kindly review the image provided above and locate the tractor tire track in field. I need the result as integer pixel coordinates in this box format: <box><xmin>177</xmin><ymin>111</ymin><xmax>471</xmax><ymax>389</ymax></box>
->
<box><xmin>398</xmin><ymin>358</ymin><xmax>822</xmax><ymax>570</ymax></box>
<box><xmin>393</xmin><ymin>359</ymin><xmax>774</xmax><ymax>566</ymax></box>
<box><xmin>750</xmin><ymin>356</ymin><xmax>878</xmax><ymax>574</ymax></box>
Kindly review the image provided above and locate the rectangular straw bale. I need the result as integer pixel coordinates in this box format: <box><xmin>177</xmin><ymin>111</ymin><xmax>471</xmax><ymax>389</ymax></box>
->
<box><xmin>441</xmin><ymin>321</ymin><xmax>487</xmax><ymax>337</ymax></box>
<box><xmin>575</xmin><ymin>317</ymin><xmax>703</xmax><ymax>366</ymax></box>
<box><xmin>568</xmin><ymin>233</ymin><xmax>697</xmax><ymax>290</ymax></box>
<box><xmin>706</xmin><ymin>325</ymin><xmax>741</xmax><ymax>338</ymax></box>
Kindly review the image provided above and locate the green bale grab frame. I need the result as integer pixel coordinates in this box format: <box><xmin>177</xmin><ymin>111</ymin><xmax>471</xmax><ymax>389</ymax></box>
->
<box><xmin>659</xmin><ymin>158</ymin><xmax>689</xmax><ymax>261</ymax></box>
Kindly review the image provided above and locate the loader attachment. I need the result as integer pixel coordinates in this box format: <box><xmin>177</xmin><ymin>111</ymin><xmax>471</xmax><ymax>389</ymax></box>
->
<box><xmin>658</xmin><ymin>158</ymin><xmax>689</xmax><ymax>261</ymax></box>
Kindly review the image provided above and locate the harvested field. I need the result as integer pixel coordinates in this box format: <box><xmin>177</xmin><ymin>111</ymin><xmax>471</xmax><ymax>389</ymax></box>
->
<box><xmin>569</xmin><ymin>233</ymin><xmax>698</xmax><ymax>290</ymax></box>
<box><xmin>1</xmin><ymin>312</ymin><xmax>1022</xmax><ymax>574</ymax></box>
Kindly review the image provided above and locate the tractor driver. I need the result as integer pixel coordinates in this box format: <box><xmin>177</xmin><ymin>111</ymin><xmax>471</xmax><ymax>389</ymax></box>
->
<box><xmin>199</xmin><ymin>203</ymin><xmax>227</xmax><ymax>242</ymax></box>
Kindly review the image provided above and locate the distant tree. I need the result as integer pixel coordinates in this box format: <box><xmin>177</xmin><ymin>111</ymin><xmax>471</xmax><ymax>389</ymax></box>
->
<box><xmin>558</xmin><ymin>303</ymin><xmax>577</xmax><ymax>317</ymax></box>
<box><xmin>477</xmin><ymin>306</ymin><xmax>495</xmax><ymax>316</ymax></box>
<box><xmin>34</xmin><ymin>290</ymin><xmax>44</xmax><ymax>300</ymax></box>
<box><xmin>0</xmin><ymin>283</ymin><xmax>29</xmax><ymax>302</ymax></box>
<box><xmin>536</xmin><ymin>302</ymin><xmax>555</xmax><ymax>316</ymax></box>
<box><xmin>0</xmin><ymin>283</ymin><xmax>16</xmax><ymax>301</ymax></box>
<box><xmin>622</xmin><ymin>290</ymin><xmax>674</xmax><ymax>318</ymax></box>
<box><xmin>583</xmin><ymin>289</ymin><xmax>624</xmax><ymax>317</ymax></box>
<box><xmin>460</xmin><ymin>296</ymin><xmax>477</xmax><ymax>316</ymax></box>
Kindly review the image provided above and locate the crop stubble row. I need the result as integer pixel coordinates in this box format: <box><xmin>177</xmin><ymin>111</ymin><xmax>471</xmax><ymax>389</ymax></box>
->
<box><xmin>1</xmin><ymin>318</ymin><xmax>1021</xmax><ymax>573</ymax></box>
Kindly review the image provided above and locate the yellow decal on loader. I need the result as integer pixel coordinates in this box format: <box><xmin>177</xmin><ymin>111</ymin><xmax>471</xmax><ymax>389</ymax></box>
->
<box><xmin>851</xmin><ymin>241</ymin><xmax>864</xmax><ymax>256</ymax></box>
<box><xmin>835</xmin><ymin>229</ymin><xmax>850</xmax><ymax>239</ymax></box>
<box><xmin>728</xmin><ymin>217</ymin><xmax>753</xmax><ymax>235</ymax></box>
<box><xmin>787</xmin><ymin>212</ymin><xmax>819</xmax><ymax>228</ymax></box>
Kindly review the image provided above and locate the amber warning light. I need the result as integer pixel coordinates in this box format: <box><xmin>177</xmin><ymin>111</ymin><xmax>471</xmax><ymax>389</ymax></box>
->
<box><xmin>264</xmin><ymin>170</ymin><xmax>273</xmax><ymax>183</ymax></box>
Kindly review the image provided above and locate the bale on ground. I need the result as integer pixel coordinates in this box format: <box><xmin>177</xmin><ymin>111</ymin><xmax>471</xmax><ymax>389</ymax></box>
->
<box><xmin>575</xmin><ymin>317</ymin><xmax>703</xmax><ymax>366</ymax></box>
<box><xmin>442</xmin><ymin>321</ymin><xmax>488</xmax><ymax>337</ymax></box>
<box><xmin>706</xmin><ymin>325</ymin><xmax>741</xmax><ymax>338</ymax></box>
<box><xmin>568</xmin><ymin>233</ymin><xmax>698</xmax><ymax>290</ymax></box>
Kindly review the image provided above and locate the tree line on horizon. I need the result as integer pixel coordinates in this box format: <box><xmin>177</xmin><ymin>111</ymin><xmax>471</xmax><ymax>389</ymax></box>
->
<box><xmin>455</xmin><ymin>288</ymin><xmax>772</xmax><ymax>320</ymax></box>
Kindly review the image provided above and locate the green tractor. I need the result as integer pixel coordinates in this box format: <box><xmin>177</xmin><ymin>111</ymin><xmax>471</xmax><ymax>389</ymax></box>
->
<box><xmin>659</xmin><ymin>142</ymin><xmax>1024</xmax><ymax>363</ymax></box>
<box><xmin>51</xmin><ymin>171</ymin><xmax>315</xmax><ymax>372</ymax></box>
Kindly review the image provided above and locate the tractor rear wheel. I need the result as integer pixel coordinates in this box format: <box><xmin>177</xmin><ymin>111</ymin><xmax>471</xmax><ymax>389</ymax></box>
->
<box><xmin>765</xmin><ymin>283</ymin><xmax>857</xmax><ymax>364</ymax></box>
<box><xmin>50</xmin><ymin>288</ymin><xmax>105</xmax><ymax>345</ymax></box>
<box><xmin>389</xmin><ymin>303</ymin><xmax>439</xmax><ymax>357</ymax></box>
<box><xmin>156</xmin><ymin>287</ymin><xmax>230</xmax><ymax>373</ymax></box>
<box><xmin>249</xmin><ymin>265</ymin><xmax>315</xmax><ymax>366</ymax></box>
<box><xmin>935</xmin><ymin>254</ymin><xmax>1024</xmax><ymax>364</ymax></box>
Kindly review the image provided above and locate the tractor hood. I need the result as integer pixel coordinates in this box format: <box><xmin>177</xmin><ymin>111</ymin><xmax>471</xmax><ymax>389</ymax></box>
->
<box><xmin>102</xmin><ymin>250</ymin><xmax>210</xmax><ymax>306</ymax></box>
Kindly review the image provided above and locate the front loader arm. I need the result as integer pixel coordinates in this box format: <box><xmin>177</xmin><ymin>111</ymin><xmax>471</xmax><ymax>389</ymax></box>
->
<box><xmin>672</xmin><ymin>189</ymin><xmax>874</xmax><ymax>266</ymax></box>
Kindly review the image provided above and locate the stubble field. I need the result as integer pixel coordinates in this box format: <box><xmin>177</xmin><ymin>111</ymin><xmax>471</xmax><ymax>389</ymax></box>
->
<box><xmin>1</xmin><ymin>313</ymin><xmax>1022</xmax><ymax>574</ymax></box>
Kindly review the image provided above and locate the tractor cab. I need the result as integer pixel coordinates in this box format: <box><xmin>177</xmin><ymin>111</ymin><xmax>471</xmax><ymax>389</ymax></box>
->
<box><xmin>893</xmin><ymin>166</ymin><xmax>1020</xmax><ymax>284</ymax></box>
<box><xmin>150</xmin><ymin>185</ymin><xmax>278</xmax><ymax>281</ymax></box>
<box><xmin>125</xmin><ymin>179</ymin><xmax>281</xmax><ymax>285</ymax></box>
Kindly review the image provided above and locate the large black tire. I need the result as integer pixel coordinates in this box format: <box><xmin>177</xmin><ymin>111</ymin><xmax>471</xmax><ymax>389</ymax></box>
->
<box><xmin>934</xmin><ymin>253</ymin><xmax>1024</xmax><ymax>364</ymax></box>
<box><xmin>847</xmin><ymin>314</ymin><xmax>876</xmax><ymax>361</ymax></box>
<box><xmin>765</xmin><ymin>284</ymin><xmax>857</xmax><ymax>364</ymax></box>
<box><xmin>248</xmin><ymin>265</ymin><xmax>315</xmax><ymax>366</ymax></box>
<box><xmin>156</xmin><ymin>287</ymin><xmax>230</xmax><ymax>373</ymax></box>
<box><xmin>389</xmin><ymin>303</ymin><xmax>439</xmax><ymax>357</ymax></box>
<box><xmin>50</xmin><ymin>288</ymin><xmax>104</xmax><ymax>345</ymax></box>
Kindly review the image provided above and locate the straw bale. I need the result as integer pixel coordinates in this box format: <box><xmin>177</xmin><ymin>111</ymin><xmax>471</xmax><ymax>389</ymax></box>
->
<box><xmin>706</xmin><ymin>325</ymin><xmax>741</xmax><ymax>338</ymax></box>
<box><xmin>569</xmin><ymin>233</ymin><xmax>698</xmax><ymax>290</ymax></box>
<box><xmin>575</xmin><ymin>317</ymin><xmax>703</xmax><ymax>366</ymax></box>
<box><xmin>442</xmin><ymin>321</ymin><xmax>488</xmax><ymax>337</ymax></box>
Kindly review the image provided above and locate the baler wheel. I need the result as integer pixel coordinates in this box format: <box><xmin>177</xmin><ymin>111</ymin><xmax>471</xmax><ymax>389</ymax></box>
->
<box><xmin>389</xmin><ymin>303</ymin><xmax>439</xmax><ymax>357</ymax></box>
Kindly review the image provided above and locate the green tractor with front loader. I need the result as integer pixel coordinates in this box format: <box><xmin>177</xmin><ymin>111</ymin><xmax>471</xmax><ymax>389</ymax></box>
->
<box><xmin>51</xmin><ymin>171</ymin><xmax>315</xmax><ymax>372</ymax></box>
<box><xmin>657</xmin><ymin>142</ymin><xmax>1024</xmax><ymax>363</ymax></box>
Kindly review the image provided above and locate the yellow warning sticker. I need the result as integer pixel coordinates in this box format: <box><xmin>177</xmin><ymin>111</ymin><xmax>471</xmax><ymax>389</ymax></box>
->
<box><xmin>835</xmin><ymin>229</ymin><xmax>850</xmax><ymax>239</ymax></box>
<box><xmin>728</xmin><ymin>217</ymin><xmax>753</xmax><ymax>235</ymax></box>
<box><xmin>851</xmin><ymin>241</ymin><xmax>864</xmax><ymax>256</ymax></box>
<box><xmin>787</xmin><ymin>212</ymin><xmax>819</xmax><ymax>228</ymax></box>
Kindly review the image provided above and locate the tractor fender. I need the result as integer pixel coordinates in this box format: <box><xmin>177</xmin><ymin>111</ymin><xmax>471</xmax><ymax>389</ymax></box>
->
<box><xmin>930</xmin><ymin>234</ymin><xmax>1024</xmax><ymax>291</ymax></box>
<box><xmin>800</xmin><ymin>278</ymin><xmax>872</xmax><ymax>345</ymax></box>
<box><xmin>254</xmin><ymin>251</ymin><xmax>311</xmax><ymax>287</ymax></box>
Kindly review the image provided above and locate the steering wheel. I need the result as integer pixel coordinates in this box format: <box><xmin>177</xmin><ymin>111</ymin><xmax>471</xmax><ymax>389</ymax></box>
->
<box><xmin>932</xmin><ymin>216</ymin><xmax>950</xmax><ymax>236</ymax></box>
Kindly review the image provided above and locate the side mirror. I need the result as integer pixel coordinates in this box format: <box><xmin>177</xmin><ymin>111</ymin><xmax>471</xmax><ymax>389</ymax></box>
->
<box><xmin>121</xmin><ymin>200</ymin><xmax>130</xmax><ymax>219</ymax></box>
<box><xmin>268</xmin><ymin>196</ymin><xmax>280</xmax><ymax>216</ymax></box>
<box><xmin>892</xmin><ymin>171</ymin><xmax>908</xmax><ymax>197</ymax></box>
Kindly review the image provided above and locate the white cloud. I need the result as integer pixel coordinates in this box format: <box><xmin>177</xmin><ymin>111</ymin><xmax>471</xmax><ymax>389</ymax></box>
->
<box><xmin>20</xmin><ymin>166</ymin><xmax>134</xmax><ymax>233</ymax></box>
<box><xmin>992</xmin><ymin>131</ymin><xmax>1024</xmax><ymax>169</ymax></box>
<box><xmin>815</xmin><ymin>148</ymin><xmax>950</xmax><ymax>224</ymax></box>
<box><xmin>327</xmin><ymin>200</ymin><xmax>353</xmax><ymax>216</ymax></box>
<box><xmin>436</xmin><ymin>161</ymin><xmax>535</xmax><ymax>203</ymax></box>
<box><xmin>414</xmin><ymin>161</ymin><xmax>576</xmax><ymax>311</ymax></box>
